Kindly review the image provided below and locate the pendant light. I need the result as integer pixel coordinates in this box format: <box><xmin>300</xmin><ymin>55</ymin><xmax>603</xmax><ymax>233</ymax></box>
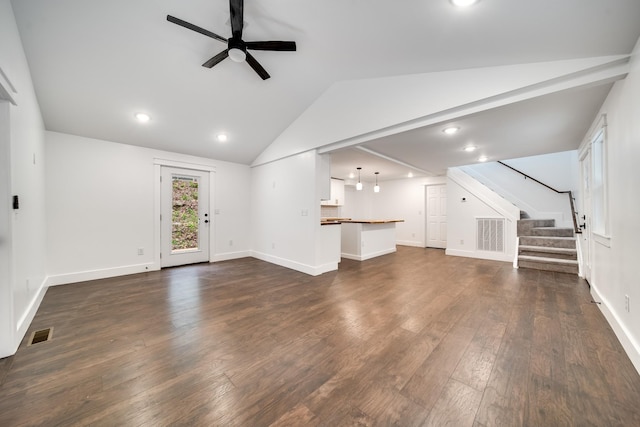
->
<box><xmin>374</xmin><ymin>172</ymin><xmax>380</xmax><ymax>193</ymax></box>
<box><xmin>356</xmin><ymin>167</ymin><xmax>363</xmax><ymax>191</ymax></box>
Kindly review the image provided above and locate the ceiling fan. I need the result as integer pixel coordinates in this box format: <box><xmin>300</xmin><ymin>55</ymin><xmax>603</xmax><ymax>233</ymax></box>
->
<box><xmin>167</xmin><ymin>0</ymin><xmax>296</xmax><ymax>80</ymax></box>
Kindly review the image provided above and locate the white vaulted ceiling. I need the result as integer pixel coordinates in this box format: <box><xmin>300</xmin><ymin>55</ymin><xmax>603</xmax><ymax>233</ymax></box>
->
<box><xmin>9</xmin><ymin>0</ymin><xmax>640</xmax><ymax>173</ymax></box>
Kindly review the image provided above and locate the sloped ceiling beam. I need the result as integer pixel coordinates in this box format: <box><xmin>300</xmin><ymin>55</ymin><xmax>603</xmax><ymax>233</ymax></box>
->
<box><xmin>252</xmin><ymin>55</ymin><xmax>630</xmax><ymax>167</ymax></box>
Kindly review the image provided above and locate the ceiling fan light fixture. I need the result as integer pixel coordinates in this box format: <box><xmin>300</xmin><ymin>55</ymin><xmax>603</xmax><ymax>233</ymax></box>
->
<box><xmin>228</xmin><ymin>48</ymin><xmax>246</xmax><ymax>62</ymax></box>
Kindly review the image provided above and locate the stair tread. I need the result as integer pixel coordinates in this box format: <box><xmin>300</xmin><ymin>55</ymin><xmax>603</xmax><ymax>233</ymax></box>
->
<box><xmin>518</xmin><ymin>255</ymin><xmax>578</xmax><ymax>265</ymax></box>
<box><xmin>519</xmin><ymin>245</ymin><xmax>577</xmax><ymax>253</ymax></box>
<box><xmin>532</xmin><ymin>226</ymin><xmax>574</xmax><ymax>230</ymax></box>
<box><xmin>521</xmin><ymin>236</ymin><xmax>575</xmax><ymax>240</ymax></box>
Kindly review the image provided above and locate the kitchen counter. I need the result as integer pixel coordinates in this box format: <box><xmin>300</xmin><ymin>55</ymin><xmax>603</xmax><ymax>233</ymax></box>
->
<box><xmin>321</xmin><ymin>217</ymin><xmax>351</xmax><ymax>225</ymax></box>
<box><xmin>340</xmin><ymin>219</ymin><xmax>404</xmax><ymax>224</ymax></box>
<box><xmin>341</xmin><ymin>220</ymin><xmax>403</xmax><ymax>261</ymax></box>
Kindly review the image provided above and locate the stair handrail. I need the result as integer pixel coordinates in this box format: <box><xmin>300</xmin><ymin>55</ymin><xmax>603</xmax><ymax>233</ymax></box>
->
<box><xmin>497</xmin><ymin>161</ymin><xmax>581</xmax><ymax>235</ymax></box>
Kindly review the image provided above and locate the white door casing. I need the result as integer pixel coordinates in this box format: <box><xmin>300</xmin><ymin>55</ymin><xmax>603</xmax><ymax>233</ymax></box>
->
<box><xmin>579</xmin><ymin>148</ymin><xmax>592</xmax><ymax>283</ymax></box>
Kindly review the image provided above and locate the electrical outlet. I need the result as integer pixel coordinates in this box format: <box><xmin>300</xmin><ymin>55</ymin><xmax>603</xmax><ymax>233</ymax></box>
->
<box><xmin>138</xmin><ymin>248</ymin><xmax>144</xmax><ymax>256</ymax></box>
<box><xmin>625</xmin><ymin>295</ymin><xmax>630</xmax><ymax>313</ymax></box>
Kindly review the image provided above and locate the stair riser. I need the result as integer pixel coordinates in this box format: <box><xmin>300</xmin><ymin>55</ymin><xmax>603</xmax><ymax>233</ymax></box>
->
<box><xmin>519</xmin><ymin>260</ymin><xmax>578</xmax><ymax>275</ymax></box>
<box><xmin>517</xmin><ymin>219</ymin><xmax>555</xmax><ymax>236</ymax></box>
<box><xmin>519</xmin><ymin>250</ymin><xmax>577</xmax><ymax>260</ymax></box>
<box><xmin>519</xmin><ymin>237</ymin><xmax>576</xmax><ymax>249</ymax></box>
<box><xmin>530</xmin><ymin>228</ymin><xmax>574</xmax><ymax>237</ymax></box>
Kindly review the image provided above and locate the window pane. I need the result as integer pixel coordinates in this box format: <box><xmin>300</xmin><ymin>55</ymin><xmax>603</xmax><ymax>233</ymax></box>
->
<box><xmin>592</xmin><ymin>132</ymin><xmax>606</xmax><ymax>235</ymax></box>
<box><xmin>171</xmin><ymin>176</ymin><xmax>199</xmax><ymax>251</ymax></box>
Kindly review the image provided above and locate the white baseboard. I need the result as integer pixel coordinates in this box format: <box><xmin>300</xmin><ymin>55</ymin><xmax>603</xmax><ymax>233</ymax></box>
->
<box><xmin>47</xmin><ymin>262</ymin><xmax>158</xmax><ymax>287</ymax></box>
<box><xmin>445</xmin><ymin>248</ymin><xmax>513</xmax><ymax>263</ymax></box>
<box><xmin>396</xmin><ymin>240</ymin><xmax>424</xmax><ymax>248</ymax></box>
<box><xmin>590</xmin><ymin>285</ymin><xmax>640</xmax><ymax>375</ymax></box>
<box><xmin>341</xmin><ymin>247</ymin><xmax>396</xmax><ymax>261</ymax></box>
<box><xmin>212</xmin><ymin>250</ymin><xmax>251</xmax><ymax>262</ymax></box>
<box><xmin>15</xmin><ymin>276</ymin><xmax>48</xmax><ymax>352</ymax></box>
<box><xmin>250</xmin><ymin>251</ymin><xmax>337</xmax><ymax>276</ymax></box>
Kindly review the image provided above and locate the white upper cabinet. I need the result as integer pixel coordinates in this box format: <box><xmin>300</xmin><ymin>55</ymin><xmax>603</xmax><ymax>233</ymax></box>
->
<box><xmin>321</xmin><ymin>178</ymin><xmax>345</xmax><ymax>206</ymax></box>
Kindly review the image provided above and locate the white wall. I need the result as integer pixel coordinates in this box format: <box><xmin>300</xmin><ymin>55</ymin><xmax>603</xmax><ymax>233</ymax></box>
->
<box><xmin>446</xmin><ymin>177</ymin><xmax>518</xmax><ymax>261</ymax></box>
<box><xmin>342</xmin><ymin>176</ymin><xmax>447</xmax><ymax>247</ymax></box>
<box><xmin>503</xmin><ymin>150</ymin><xmax>580</xmax><ymax>194</ymax></box>
<box><xmin>45</xmin><ymin>131</ymin><xmax>251</xmax><ymax>284</ymax></box>
<box><xmin>250</xmin><ymin>151</ymin><xmax>330</xmax><ymax>275</ymax></box>
<box><xmin>0</xmin><ymin>0</ymin><xmax>48</xmax><ymax>358</ymax></box>
<box><xmin>461</xmin><ymin>151</ymin><xmax>579</xmax><ymax>227</ymax></box>
<box><xmin>580</xmin><ymin>37</ymin><xmax>640</xmax><ymax>372</ymax></box>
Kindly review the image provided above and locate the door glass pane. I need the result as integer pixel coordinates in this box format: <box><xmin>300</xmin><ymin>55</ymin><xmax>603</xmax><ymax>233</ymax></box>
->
<box><xmin>171</xmin><ymin>176</ymin><xmax>199</xmax><ymax>251</ymax></box>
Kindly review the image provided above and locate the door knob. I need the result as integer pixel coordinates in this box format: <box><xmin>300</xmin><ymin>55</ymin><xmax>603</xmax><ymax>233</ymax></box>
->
<box><xmin>204</xmin><ymin>219</ymin><xmax>209</xmax><ymax>224</ymax></box>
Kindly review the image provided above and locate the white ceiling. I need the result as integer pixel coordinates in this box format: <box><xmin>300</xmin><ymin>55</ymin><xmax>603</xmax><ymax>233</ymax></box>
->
<box><xmin>10</xmin><ymin>0</ymin><xmax>640</xmax><ymax>172</ymax></box>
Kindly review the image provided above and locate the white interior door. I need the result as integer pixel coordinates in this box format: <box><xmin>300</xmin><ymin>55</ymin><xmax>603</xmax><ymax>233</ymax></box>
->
<box><xmin>579</xmin><ymin>149</ymin><xmax>592</xmax><ymax>282</ymax></box>
<box><xmin>161</xmin><ymin>167</ymin><xmax>210</xmax><ymax>267</ymax></box>
<box><xmin>426</xmin><ymin>185</ymin><xmax>447</xmax><ymax>248</ymax></box>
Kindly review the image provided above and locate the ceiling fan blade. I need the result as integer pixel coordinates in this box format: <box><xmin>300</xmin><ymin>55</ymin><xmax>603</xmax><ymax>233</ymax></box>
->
<box><xmin>246</xmin><ymin>41</ymin><xmax>297</xmax><ymax>51</ymax></box>
<box><xmin>229</xmin><ymin>0</ymin><xmax>244</xmax><ymax>39</ymax></box>
<box><xmin>245</xmin><ymin>52</ymin><xmax>270</xmax><ymax>80</ymax></box>
<box><xmin>202</xmin><ymin>50</ymin><xmax>229</xmax><ymax>68</ymax></box>
<box><xmin>167</xmin><ymin>15</ymin><xmax>227</xmax><ymax>44</ymax></box>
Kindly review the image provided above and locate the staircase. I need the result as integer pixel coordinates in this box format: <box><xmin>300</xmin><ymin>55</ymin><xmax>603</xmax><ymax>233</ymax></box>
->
<box><xmin>517</xmin><ymin>217</ymin><xmax>578</xmax><ymax>275</ymax></box>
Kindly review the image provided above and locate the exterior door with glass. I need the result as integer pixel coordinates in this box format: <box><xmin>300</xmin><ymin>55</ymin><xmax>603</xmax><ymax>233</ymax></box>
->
<box><xmin>160</xmin><ymin>167</ymin><xmax>210</xmax><ymax>267</ymax></box>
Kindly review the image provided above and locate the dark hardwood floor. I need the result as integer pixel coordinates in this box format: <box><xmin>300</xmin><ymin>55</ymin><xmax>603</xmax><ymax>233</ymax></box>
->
<box><xmin>1</xmin><ymin>247</ymin><xmax>639</xmax><ymax>426</ymax></box>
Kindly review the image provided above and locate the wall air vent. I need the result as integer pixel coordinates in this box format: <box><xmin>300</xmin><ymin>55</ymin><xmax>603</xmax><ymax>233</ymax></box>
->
<box><xmin>476</xmin><ymin>218</ymin><xmax>505</xmax><ymax>252</ymax></box>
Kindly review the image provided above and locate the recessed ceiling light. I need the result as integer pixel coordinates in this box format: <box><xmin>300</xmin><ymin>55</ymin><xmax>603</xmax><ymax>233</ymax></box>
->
<box><xmin>216</xmin><ymin>133</ymin><xmax>228</xmax><ymax>142</ymax></box>
<box><xmin>463</xmin><ymin>145</ymin><xmax>477</xmax><ymax>152</ymax></box>
<box><xmin>450</xmin><ymin>0</ymin><xmax>479</xmax><ymax>7</ymax></box>
<box><xmin>349</xmin><ymin>172</ymin><xmax>355</xmax><ymax>179</ymax></box>
<box><xmin>134</xmin><ymin>112</ymin><xmax>151</xmax><ymax>123</ymax></box>
<box><xmin>443</xmin><ymin>126</ymin><xmax>460</xmax><ymax>135</ymax></box>
<box><xmin>408</xmin><ymin>171</ymin><xmax>414</xmax><ymax>178</ymax></box>
<box><xmin>478</xmin><ymin>156</ymin><xmax>488</xmax><ymax>162</ymax></box>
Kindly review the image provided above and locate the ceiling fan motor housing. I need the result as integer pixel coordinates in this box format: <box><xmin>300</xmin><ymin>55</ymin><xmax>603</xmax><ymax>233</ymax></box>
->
<box><xmin>228</xmin><ymin>37</ymin><xmax>246</xmax><ymax>62</ymax></box>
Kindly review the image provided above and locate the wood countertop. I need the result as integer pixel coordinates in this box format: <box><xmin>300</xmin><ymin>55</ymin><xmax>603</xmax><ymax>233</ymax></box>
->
<box><xmin>341</xmin><ymin>219</ymin><xmax>404</xmax><ymax>224</ymax></box>
<box><xmin>321</xmin><ymin>218</ymin><xmax>404</xmax><ymax>225</ymax></box>
<box><xmin>321</xmin><ymin>217</ymin><xmax>351</xmax><ymax>225</ymax></box>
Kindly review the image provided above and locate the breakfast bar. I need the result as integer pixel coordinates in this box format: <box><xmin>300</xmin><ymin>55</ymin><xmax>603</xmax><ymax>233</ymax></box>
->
<box><xmin>340</xmin><ymin>219</ymin><xmax>404</xmax><ymax>261</ymax></box>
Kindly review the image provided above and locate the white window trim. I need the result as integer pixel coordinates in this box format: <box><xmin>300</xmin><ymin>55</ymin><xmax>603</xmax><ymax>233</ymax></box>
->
<box><xmin>590</xmin><ymin>114</ymin><xmax>611</xmax><ymax>242</ymax></box>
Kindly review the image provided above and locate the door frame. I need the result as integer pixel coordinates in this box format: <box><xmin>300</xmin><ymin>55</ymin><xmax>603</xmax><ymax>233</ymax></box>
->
<box><xmin>578</xmin><ymin>146</ymin><xmax>592</xmax><ymax>283</ymax></box>
<box><xmin>153</xmin><ymin>159</ymin><xmax>216</xmax><ymax>269</ymax></box>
